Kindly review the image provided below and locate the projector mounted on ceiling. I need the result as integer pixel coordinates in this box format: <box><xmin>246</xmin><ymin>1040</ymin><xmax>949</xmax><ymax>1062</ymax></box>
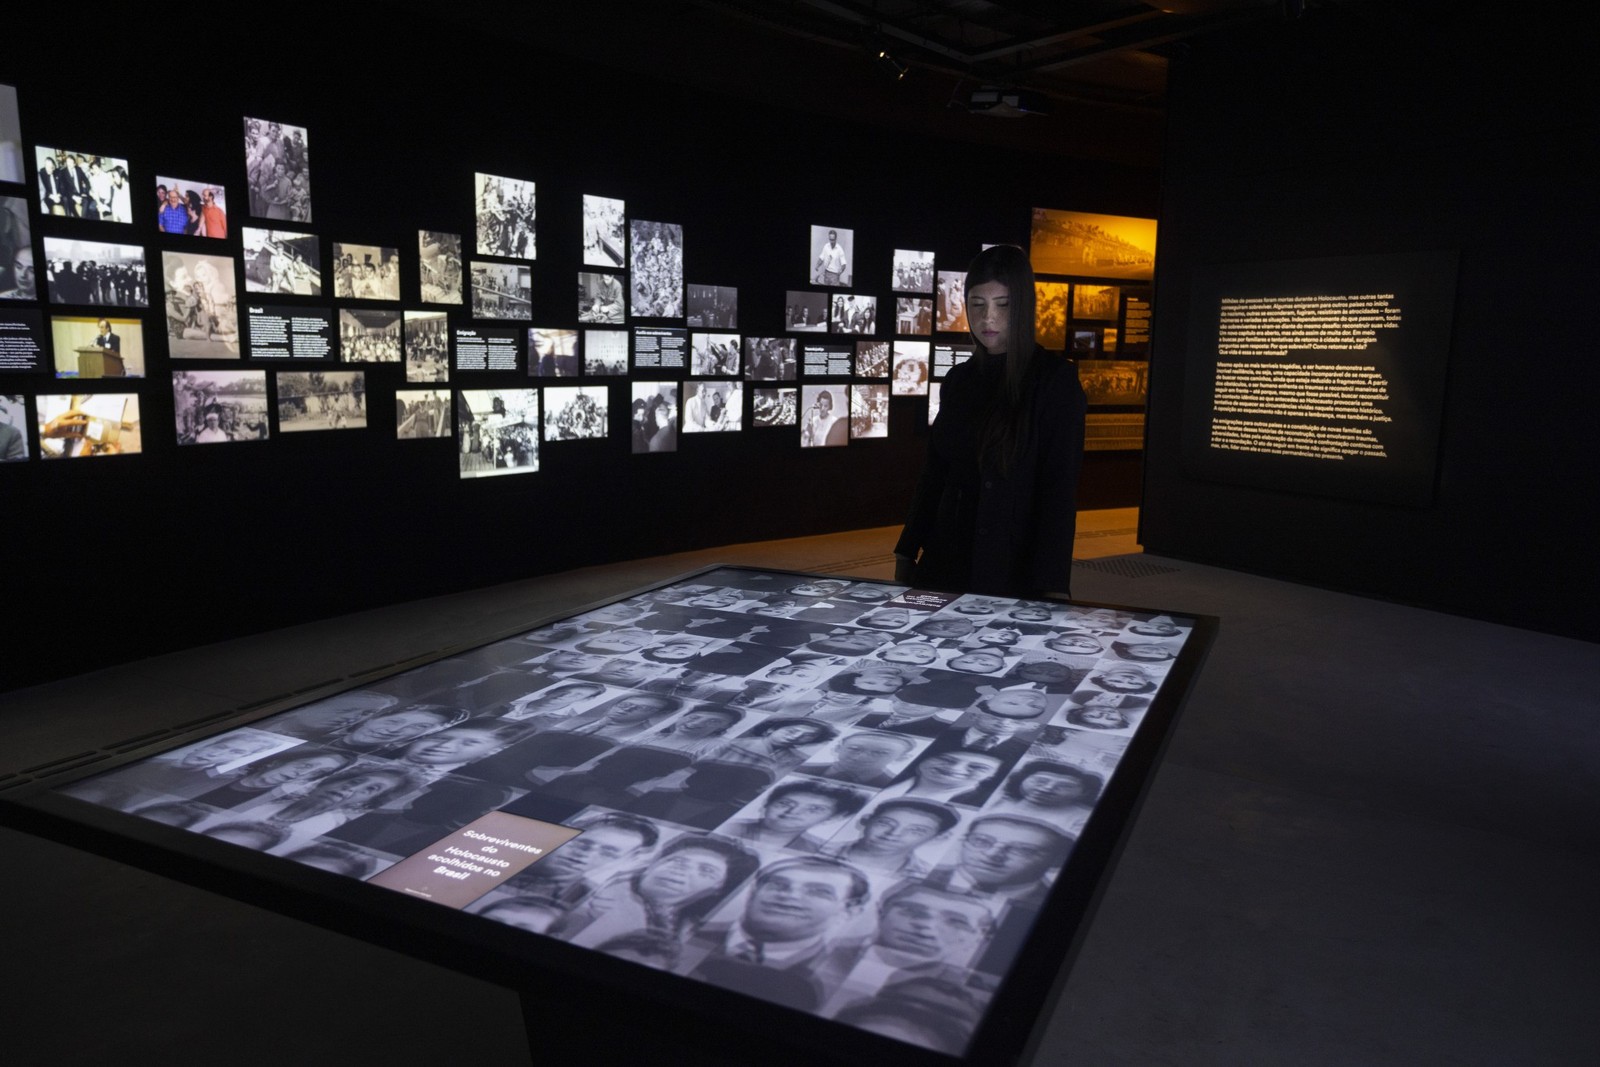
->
<box><xmin>964</xmin><ymin>87</ymin><xmax>1046</xmax><ymax>118</ymax></box>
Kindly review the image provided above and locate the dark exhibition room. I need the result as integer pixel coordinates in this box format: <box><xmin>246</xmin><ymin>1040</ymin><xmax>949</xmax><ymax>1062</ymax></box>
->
<box><xmin>1</xmin><ymin>2</ymin><xmax>1596</xmax><ymax>1064</ymax></box>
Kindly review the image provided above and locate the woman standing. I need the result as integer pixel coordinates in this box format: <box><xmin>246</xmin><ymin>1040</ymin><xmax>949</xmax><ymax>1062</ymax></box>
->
<box><xmin>895</xmin><ymin>245</ymin><xmax>1086</xmax><ymax>598</ymax></box>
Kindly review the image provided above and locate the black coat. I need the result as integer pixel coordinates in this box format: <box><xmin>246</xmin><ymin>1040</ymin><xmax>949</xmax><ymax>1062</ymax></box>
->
<box><xmin>896</xmin><ymin>351</ymin><xmax>1086</xmax><ymax>598</ymax></box>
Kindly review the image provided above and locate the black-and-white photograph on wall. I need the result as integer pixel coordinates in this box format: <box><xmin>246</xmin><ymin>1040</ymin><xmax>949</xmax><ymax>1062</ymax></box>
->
<box><xmin>35</xmin><ymin>147</ymin><xmax>131</xmax><ymax>223</ymax></box>
<box><xmin>544</xmin><ymin>386</ymin><xmax>608</xmax><ymax>441</ymax></box>
<box><xmin>744</xmin><ymin>337</ymin><xmax>796</xmax><ymax>381</ymax></box>
<box><xmin>682</xmin><ymin>380</ymin><xmax>741</xmax><ymax>433</ymax></box>
<box><xmin>471</xmin><ymin>262</ymin><xmax>531</xmax><ymax>320</ymax></box>
<box><xmin>44</xmin><ymin>238</ymin><xmax>147</xmax><ymax>307</ymax></box>
<box><xmin>529</xmin><ymin>328</ymin><xmax>578</xmax><ymax>377</ymax></box>
<box><xmin>582</xmin><ymin>194</ymin><xmax>625</xmax><ymax>268</ymax></box>
<box><xmin>276</xmin><ymin>371</ymin><xmax>365</xmax><ymax>432</ymax></box>
<box><xmin>928</xmin><ymin>381</ymin><xmax>942</xmax><ymax>424</ymax></box>
<box><xmin>895</xmin><ymin>297</ymin><xmax>932</xmax><ymax>336</ymax></box>
<box><xmin>154</xmin><ymin>177</ymin><xmax>227</xmax><ymax>238</ymax></box>
<box><xmin>855</xmin><ymin>340</ymin><xmax>889</xmax><ymax>378</ymax></box>
<box><xmin>475</xmin><ymin>173</ymin><xmax>536</xmax><ymax>260</ymax></box>
<box><xmin>691</xmin><ymin>332</ymin><xmax>740</xmax><ymax>376</ymax></box>
<box><xmin>936</xmin><ymin>271</ymin><xmax>967</xmax><ymax>332</ymax></box>
<box><xmin>810</xmin><ymin>225</ymin><xmax>853</xmax><ymax>286</ymax></box>
<box><xmin>785</xmin><ymin>291</ymin><xmax>826</xmax><ymax>333</ymax></box>
<box><xmin>584</xmin><ymin>328</ymin><xmax>628</xmax><ymax>376</ymax></box>
<box><xmin>419</xmin><ymin>231</ymin><xmax>463</xmax><ymax>305</ymax></box>
<box><xmin>331</xmin><ymin>243</ymin><xmax>400</xmax><ymax>301</ymax></box>
<box><xmin>458</xmin><ymin>388</ymin><xmax>539</xmax><ymax>478</ymax></box>
<box><xmin>830</xmin><ymin>293</ymin><xmax>877</xmax><ymax>335</ymax></box>
<box><xmin>893</xmin><ymin>341</ymin><xmax>930</xmax><ymax>396</ymax></box>
<box><xmin>161</xmin><ymin>251</ymin><xmax>237</xmax><ymax>358</ymax></box>
<box><xmin>800</xmin><ymin>384</ymin><xmax>848</xmax><ymax>448</ymax></box>
<box><xmin>404</xmin><ymin>310</ymin><xmax>449</xmax><ymax>382</ymax></box>
<box><xmin>0</xmin><ymin>85</ymin><xmax>20</xmax><ymax>184</ymax></box>
<box><xmin>173</xmin><ymin>370</ymin><xmax>269</xmax><ymax>445</ymax></box>
<box><xmin>339</xmin><ymin>309</ymin><xmax>401</xmax><ymax>363</ymax></box>
<box><xmin>851</xmin><ymin>383</ymin><xmax>889</xmax><ymax>439</ymax></box>
<box><xmin>752</xmin><ymin>386</ymin><xmax>796</xmax><ymax>428</ymax></box>
<box><xmin>243</xmin><ymin>228</ymin><xmax>322</xmax><ymax>296</ymax></box>
<box><xmin>1</xmin><ymin>195</ymin><xmax>34</xmax><ymax>300</ymax></box>
<box><xmin>629</xmin><ymin>220</ymin><xmax>683</xmax><ymax>319</ymax></box>
<box><xmin>244</xmin><ymin>117</ymin><xmax>311</xmax><ymax>222</ymax></box>
<box><xmin>686</xmin><ymin>283</ymin><xmax>737</xmax><ymax>329</ymax></box>
<box><xmin>892</xmin><ymin>248</ymin><xmax>934</xmax><ymax>293</ymax></box>
<box><xmin>396</xmin><ymin>389</ymin><xmax>451</xmax><ymax>439</ymax></box>
<box><xmin>631</xmin><ymin>381</ymin><xmax>677</xmax><ymax>453</ymax></box>
<box><xmin>0</xmin><ymin>392</ymin><xmax>28</xmax><ymax>460</ymax></box>
<box><xmin>578</xmin><ymin>271</ymin><xmax>625</xmax><ymax>324</ymax></box>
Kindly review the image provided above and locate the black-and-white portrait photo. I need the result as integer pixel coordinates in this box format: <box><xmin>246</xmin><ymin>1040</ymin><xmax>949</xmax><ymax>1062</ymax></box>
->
<box><xmin>855</xmin><ymin>340</ymin><xmax>889</xmax><ymax>378</ymax></box>
<box><xmin>583</xmin><ymin>194</ymin><xmax>625</xmax><ymax>268</ymax></box>
<box><xmin>395</xmin><ymin>389</ymin><xmax>451</xmax><ymax>439</ymax></box>
<box><xmin>243</xmin><ymin>228</ymin><xmax>322</xmax><ymax>296</ymax></box>
<box><xmin>892</xmin><ymin>341</ymin><xmax>930</xmax><ymax>396</ymax></box>
<box><xmin>244</xmin><ymin>117</ymin><xmax>311</xmax><ymax>222</ymax></box>
<box><xmin>744</xmin><ymin>337</ymin><xmax>796</xmax><ymax>381</ymax></box>
<box><xmin>629</xmin><ymin>220</ymin><xmax>683</xmax><ymax>319</ymax></box>
<box><xmin>544</xmin><ymin>386</ymin><xmax>609</xmax><ymax>441</ymax></box>
<box><xmin>892</xmin><ymin>248</ymin><xmax>935</xmax><ymax>293</ymax></box>
<box><xmin>404</xmin><ymin>310</ymin><xmax>449</xmax><ymax>382</ymax></box>
<box><xmin>631</xmin><ymin>381</ymin><xmax>677</xmax><ymax>453</ymax></box>
<box><xmin>935</xmin><ymin>271</ymin><xmax>968</xmax><ymax>332</ymax></box>
<box><xmin>682</xmin><ymin>380</ymin><xmax>742</xmax><ymax>433</ymax></box>
<box><xmin>0</xmin><ymin>85</ymin><xmax>20</xmax><ymax>184</ymax></box>
<box><xmin>830</xmin><ymin>294</ymin><xmax>877</xmax><ymax>335</ymax></box>
<box><xmin>173</xmin><ymin>370</ymin><xmax>269</xmax><ymax>445</ymax></box>
<box><xmin>1</xmin><ymin>393</ymin><xmax>32</xmax><ymax>461</ymax></box>
<box><xmin>35</xmin><ymin>147</ymin><xmax>131</xmax><ymax>223</ymax></box>
<box><xmin>276</xmin><ymin>371</ymin><xmax>365</xmax><ymax>432</ymax></box>
<box><xmin>578</xmin><ymin>271</ymin><xmax>625</xmax><ymax>323</ymax></box>
<box><xmin>44</xmin><ymin>238</ymin><xmax>147</xmax><ymax>308</ymax></box>
<box><xmin>687</xmin><ymin>283</ymin><xmax>737</xmax><ymax>329</ymax></box>
<box><xmin>785</xmin><ymin>291</ymin><xmax>827</xmax><ymax>332</ymax></box>
<box><xmin>458</xmin><ymin>388</ymin><xmax>539</xmax><ymax>478</ymax></box>
<box><xmin>752</xmin><ymin>387</ymin><xmax>797</xmax><ymax>427</ymax></box>
<box><xmin>471</xmin><ymin>262</ymin><xmax>531</xmax><ymax>320</ymax></box>
<box><xmin>476</xmin><ymin>173</ymin><xmax>536</xmax><ymax>260</ymax></box>
<box><xmin>896</xmin><ymin>297</ymin><xmax>932</xmax><ymax>336</ymax></box>
<box><xmin>419</xmin><ymin>231</ymin><xmax>463</xmax><ymax>305</ymax></box>
<box><xmin>530</xmin><ymin>328</ymin><xmax>579</xmax><ymax>377</ymax></box>
<box><xmin>851</xmin><ymin>384</ymin><xmax>889</xmax><ymax>439</ymax></box>
<box><xmin>1</xmin><ymin>195</ymin><xmax>35</xmax><ymax>300</ymax></box>
<box><xmin>155</xmin><ymin>176</ymin><xmax>227</xmax><ymax>239</ymax></box>
<box><xmin>810</xmin><ymin>225</ymin><xmax>854</xmax><ymax>287</ymax></box>
<box><xmin>691</xmin><ymin>332</ymin><xmax>741</xmax><ymax>376</ymax></box>
<box><xmin>161</xmin><ymin>251</ymin><xmax>237</xmax><ymax>358</ymax></box>
<box><xmin>584</xmin><ymin>328</ymin><xmax>628</xmax><ymax>376</ymax></box>
<box><xmin>331</xmin><ymin>243</ymin><xmax>400</xmax><ymax>302</ymax></box>
<box><xmin>800</xmin><ymin>385</ymin><xmax>849</xmax><ymax>447</ymax></box>
<box><xmin>339</xmin><ymin>309</ymin><xmax>401</xmax><ymax>363</ymax></box>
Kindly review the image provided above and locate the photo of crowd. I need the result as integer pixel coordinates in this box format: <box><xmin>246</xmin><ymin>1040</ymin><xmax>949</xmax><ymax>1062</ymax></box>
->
<box><xmin>339</xmin><ymin>310</ymin><xmax>402</xmax><ymax>363</ymax></box>
<box><xmin>332</xmin><ymin>244</ymin><xmax>401</xmax><ymax>301</ymax></box>
<box><xmin>854</xmin><ymin>340</ymin><xmax>889</xmax><ymax>379</ymax></box>
<box><xmin>850</xmin><ymin>384</ymin><xmax>889</xmax><ymax>439</ymax></box>
<box><xmin>472</xmin><ymin>263</ymin><xmax>532</xmax><ymax>320</ymax></box>
<box><xmin>244</xmin><ymin>118</ymin><xmax>311</xmax><ymax>223</ymax></box>
<box><xmin>419</xmin><ymin>231</ymin><xmax>463</xmax><ymax>305</ymax></box>
<box><xmin>545</xmin><ymin>386</ymin><xmax>609</xmax><ymax>441</ymax></box>
<box><xmin>457</xmin><ymin>388</ymin><xmax>539</xmax><ymax>478</ymax></box>
<box><xmin>1072</xmin><ymin>284</ymin><xmax>1120</xmax><ymax>321</ymax></box>
<box><xmin>162</xmin><ymin>251</ymin><xmax>238</xmax><ymax>358</ymax></box>
<box><xmin>396</xmin><ymin>389</ymin><xmax>451</xmax><ymax>439</ymax></box>
<box><xmin>629</xmin><ymin>220</ymin><xmax>683</xmax><ymax>318</ymax></box>
<box><xmin>154</xmin><ymin>176</ymin><xmax>226</xmax><ymax>238</ymax></box>
<box><xmin>173</xmin><ymin>370</ymin><xmax>269</xmax><ymax>444</ymax></box>
<box><xmin>35</xmin><ymin>147</ymin><xmax>131</xmax><ymax>222</ymax></box>
<box><xmin>43</xmin><ymin>238</ymin><xmax>147</xmax><ymax>307</ymax></box>
<box><xmin>405</xmin><ymin>311</ymin><xmax>449</xmax><ymax>383</ymax></box>
<box><xmin>58</xmin><ymin>568</ymin><xmax>1195</xmax><ymax>1057</ymax></box>
<box><xmin>752</xmin><ymin>387</ymin><xmax>796</xmax><ymax>428</ymax></box>
<box><xmin>1077</xmin><ymin>360</ymin><xmax>1149</xmax><ymax>406</ymax></box>
<box><xmin>476</xmin><ymin>173</ymin><xmax>536</xmax><ymax>260</ymax></box>
<box><xmin>830</xmin><ymin>294</ymin><xmax>877</xmax><ymax>336</ymax></box>
<box><xmin>891</xmin><ymin>249</ymin><xmax>934</xmax><ymax>293</ymax></box>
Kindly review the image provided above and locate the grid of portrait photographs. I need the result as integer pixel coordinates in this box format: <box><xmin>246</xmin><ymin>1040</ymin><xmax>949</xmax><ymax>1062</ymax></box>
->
<box><xmin>35</xmin><ymin>392</ymin><xmax>141</xmax><ymax>457</ymax></box>
<box><xmin>631</xmin><ymin>382</ymin><xmax>678</xmax><ymax>454</ymax></box>
<box><xmin>34</xmin><ymin>147</ymin><xmax>132</xmax><ymax>223</ymax></box>
<box><xmin>276</xmin><ymin>371</ymin><xmax>365</xmax><ymax>432</ymax></box>
<box><xmin>582</xmin><ymin>195</ymin><xmax>625</xmax><ymax>269</ymax></box>
<box><xmin>43</xmin><ymin>238</ymin><xmax>148</xmax><ymax>307</ymax></box>
<box><xmin>477</xmin><ymin>174</ymin><xmax>536</xmax><ymax>260</ymax></box>
<box><xmin>419</xmin><ymin>231</ymin><xmax>463</xmax><ymax>305</ymax></box>
<box><xmin>50</xmin><ymin>315</ymin><xmax>144</xmax><ymax>378</ymax></box>
<box><xmin>395</xmin><ymin>389</ymin><xmax>451</xmax><ymax>440</ymax></box>
<box><xmin>544</xmin><ymin>386</ymin><xmax>609</xmax><ymax>442</ymax></box>
<box><xmin>244</xmin><ymin>118</ymin><xmax>311</xmax><ymax>223</ymax></box>
<box><xmin>331</xmin><ymin>244</ymin><xmax>401</xmax><ymax>302</ymax></box>
<box><xmin>458</xmin><ymin>388</ymin><xmax>539</xmax><ymax>478</ymax></box>
<box><xmin>154</xmin><ymin>177</ymin><xmax>227</xmax><ymax>239</ymax></box>
<box><xmin>173</xmin><ymin>370</ymin><xmax>269</xmax><ymax>444</ymax></box>
<box><xmin>55</xmin><ymin>568</ymin><xmax>1197</xmax><ymax>1058</ymax></box>
<box><xmin>629</xmin><ymin>220</ymin><xmax>683</xmax><ymax>319</ymax></box>
<box><xmin>339</xmin><ymin>310</ymin><xmax>402</xmax><ymax>363</ymax></box>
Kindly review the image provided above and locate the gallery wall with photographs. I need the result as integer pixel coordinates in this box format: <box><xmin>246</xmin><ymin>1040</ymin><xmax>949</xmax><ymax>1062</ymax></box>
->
<box><xmin>31</xmin><ymin>567</ymin><xmax>1210</xmax><ymax>1062</ymax></box>
<box><xmin>1137</xmin><ymin>8</ymin><xmax>1598</xmax><ymax>642</ymax></box>
<box><xmin>0</xmin><ymin>15</ymin><xmax>1160</xmax><ymax>687</ymax></box>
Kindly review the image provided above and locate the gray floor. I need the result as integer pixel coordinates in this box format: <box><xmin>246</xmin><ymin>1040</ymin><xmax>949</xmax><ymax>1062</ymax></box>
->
<box><xmin>3</xmin><ymin>527</ymin><xmax>1597</xmax><ymax>1066</ymax></box>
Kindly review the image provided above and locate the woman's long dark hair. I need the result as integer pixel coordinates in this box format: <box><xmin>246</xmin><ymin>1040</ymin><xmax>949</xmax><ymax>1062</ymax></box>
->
<box><xmin>966</xmin><ymin>244</ymin><xmax>1043</xmax><ymax>476</ymax></box>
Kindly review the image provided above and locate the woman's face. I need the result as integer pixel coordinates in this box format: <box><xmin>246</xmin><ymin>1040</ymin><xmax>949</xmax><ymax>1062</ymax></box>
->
<box><xmin>314</xmin><ymin>772</ymin><xmax>402</xmax><ymax>807</ymax></box>
<box><xmin>848</xmin><ymin>667</ymin><xmax>910</xmax><ymax>694</ymax></box>
<box><xmin>768</xmin><ymin>724</ymin><xmax>820</xmax><ymax>747</ymax></box>
<box><xmin>639</xmin><ymin>847</ymin><xmax>729</xmax><ymax>906</ymax></box>
<box><xmin>765</xmin><ymin>662</ymin><xmax>825</xmax><ymax>684</ymax></box>
<box><xmin>969</xmin><ymin>280</ymin><xmax>1011</xmax><ymax>353</ymax></box>
<box><xmin>405</xmin><ymin>728</ymin><xmax>503</xmax><ymax>765</ymax></box>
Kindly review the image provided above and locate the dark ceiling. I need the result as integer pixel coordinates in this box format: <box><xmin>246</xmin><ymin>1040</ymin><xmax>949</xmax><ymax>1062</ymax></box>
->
<box><xmin>478</xmin><ymin>0</ymin><xmax>1301</xmax><ymax>169</ymax></box>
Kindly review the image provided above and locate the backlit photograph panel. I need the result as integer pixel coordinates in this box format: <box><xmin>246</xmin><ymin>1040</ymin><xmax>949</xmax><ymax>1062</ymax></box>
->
<box><xmin>244</xmin><ymin>118</ymin><xmax>311</xmax><ymax>222</ymax></box>
<box><xmin>35</xmin><ymin>147</ymin><xmax>131</xmax><ymax>222</ymax></box>
<box><xmin>50</xmin><ymin>315</ymin><xmax>144</xmax><ymax>378</ymax></box>
<box><xmin>44</xmin><ymin>238</ymin><xmax>148</xmax><ymax>307</ymax></box>
<box><xmin>173</xmin><ymin>370</ymin><xmax>269</xmax><ymax>444</ymax></box>
<box><xmin>162</xmin><ymin>252</ymin><xmax>238</xmax><ymax>358</ymax></box>
<box><xmin>155</xmin><ymin>177</ymin><xmax>227</xmax><ymax>238</ymax></box>
<box><xmin>36</xmin><ymin>392</ymin><xmax>140</xmax><ymax>457</ymax></box>
<box><xmin>475</xmin><ymin>173</ymin><xmax>536</xmax><ymax>260</ymax></box>
<box><xmin>458</xmin><ymin>388</ymin><xmax>539</xmax><ymax>478</ymax></box>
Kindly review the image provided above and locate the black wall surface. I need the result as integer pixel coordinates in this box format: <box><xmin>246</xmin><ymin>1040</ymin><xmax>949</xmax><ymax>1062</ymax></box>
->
<box><xmin>1140</xmin><ymin>2</ymin><xmax>1600</xmax><ymax>642</ymax></box>
<box><xmin>1</xmin><ymin>13</ymin><xmax>1157</xmax><ymax>689</ymax></box>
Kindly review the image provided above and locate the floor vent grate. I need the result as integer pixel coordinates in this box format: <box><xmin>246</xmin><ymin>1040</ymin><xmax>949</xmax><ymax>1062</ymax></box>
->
<box><xmin>1073</xmin><ymin>556</ymin><xmax>1179</xmax><ymax>579</ymax></box>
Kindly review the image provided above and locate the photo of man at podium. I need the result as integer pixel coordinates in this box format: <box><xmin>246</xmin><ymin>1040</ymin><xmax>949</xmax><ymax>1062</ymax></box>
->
<box><xmin>49</xmin><ymin>315</ymin><xmax>143</xmax><ymax>378</ymax></box>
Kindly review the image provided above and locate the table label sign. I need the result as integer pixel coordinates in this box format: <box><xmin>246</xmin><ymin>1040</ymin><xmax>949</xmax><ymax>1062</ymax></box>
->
<box><xmin>367</xmin><ymin>810</ymin><xmax>582</xmax><ymax>909</ymax></box>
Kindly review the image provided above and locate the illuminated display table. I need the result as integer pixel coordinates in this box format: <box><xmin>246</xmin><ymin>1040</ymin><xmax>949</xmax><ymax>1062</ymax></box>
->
<box><xmin>0</xmin><ymin>566</ymin><xmax>1215</xmax><ymax>1066</ymax></box>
